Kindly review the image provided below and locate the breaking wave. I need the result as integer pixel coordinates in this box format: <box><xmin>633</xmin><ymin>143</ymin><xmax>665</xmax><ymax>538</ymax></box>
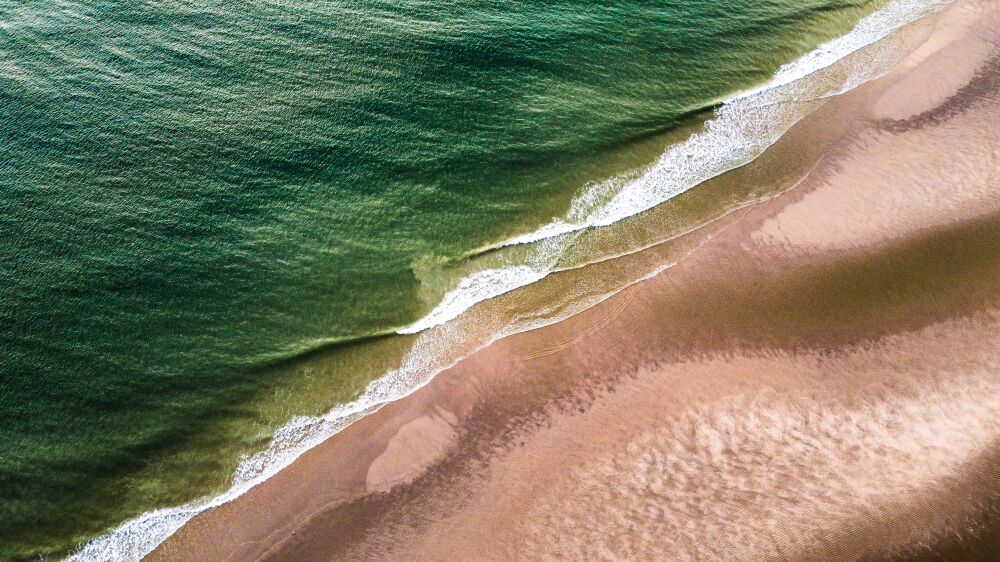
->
<box><xmin>396</xmin><ymin>0</ymin><xmax>949</xmax><ymax>336</ymax></box>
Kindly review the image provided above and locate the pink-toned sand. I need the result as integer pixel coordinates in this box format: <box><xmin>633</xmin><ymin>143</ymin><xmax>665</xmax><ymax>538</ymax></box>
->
<box><xmin>149</xmin><ymin>2</ymin><xmax>1000</xmax><ymax>560</ymax></box>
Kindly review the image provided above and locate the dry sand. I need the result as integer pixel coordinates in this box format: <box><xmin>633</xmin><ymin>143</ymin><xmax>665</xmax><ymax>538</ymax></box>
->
<box><xmin>148</xmin><ymin>2</ymin><xmax>1000</xmax><ymax>560</ymax></box>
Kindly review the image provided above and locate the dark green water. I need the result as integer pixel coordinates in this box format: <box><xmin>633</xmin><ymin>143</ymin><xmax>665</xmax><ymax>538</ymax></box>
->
<box><xmin>0</xmin><ymin>0</ymin><xmax>899</xmax><ymax>558</ymax></box>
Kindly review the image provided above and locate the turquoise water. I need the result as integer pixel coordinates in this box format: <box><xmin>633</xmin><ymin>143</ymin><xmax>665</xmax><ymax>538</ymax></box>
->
<box><xmin>0</xmin><ymin>0</ymin><xmax>890</xmax><ymax>558</ymax></box>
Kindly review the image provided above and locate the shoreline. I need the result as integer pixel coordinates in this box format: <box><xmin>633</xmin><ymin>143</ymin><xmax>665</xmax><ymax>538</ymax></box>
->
<box><xmin>398</xmin><ymin>0</ymin><xmax>948</xmax><ymax>335</ymax></box>
<box><xmin>142</xmin><ymin>1</ymin><xmax>1000</xmax><ymax>560</ymax></box>
<box><xmin>66</xmin><ymin>1</ymin><xmax>985</xmax><ymax>559</ymax></box>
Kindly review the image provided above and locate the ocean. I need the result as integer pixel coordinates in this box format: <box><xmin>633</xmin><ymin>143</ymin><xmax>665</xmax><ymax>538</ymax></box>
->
<box><xmin>0</xmin><ymin>0</ymin><xmax>944</xmax><ymax>559</ymax></box>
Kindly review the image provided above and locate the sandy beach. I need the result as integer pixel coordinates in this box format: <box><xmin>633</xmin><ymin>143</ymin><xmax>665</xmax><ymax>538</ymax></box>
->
<box><xmin>147</xmin><ymin>1</ymin><xmax>1000</xmax><ymax>560</ymax></box>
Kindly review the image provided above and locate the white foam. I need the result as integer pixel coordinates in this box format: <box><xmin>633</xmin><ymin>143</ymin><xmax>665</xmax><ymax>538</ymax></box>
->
<box><xmin>396</xmin><ymin>0</ymin><xmax>949</xmax><ymax>336</ymax></box>
<box><xmin>398</xmin><ymin>265</ymin><xmax>548</xmax><ymax>335</ymax></box>
<box><xmin>549</xmin><ymin>0</ymin><xmax>950</xmax><ymax>233</ymax></box>
<box><xmin>69</xmin><ymin>2</ymin><xmax>949</xmax><ymax>560</ymax></box>
<box><xmin>399</xmin><ymin>237</ymin><xmax>566</xmax><ymax>335</ymax></box>
<box><xmin>68</xmin><ymin>251</ymin><xmax>657</xmax><ymax>562</ymax></box>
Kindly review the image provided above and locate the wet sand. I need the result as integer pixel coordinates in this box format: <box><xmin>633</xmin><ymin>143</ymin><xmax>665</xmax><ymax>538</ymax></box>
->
<box><xmin>149</xmin><ymin>2</ymin><xmax>1000</xmax><ymax>560</ymax></box>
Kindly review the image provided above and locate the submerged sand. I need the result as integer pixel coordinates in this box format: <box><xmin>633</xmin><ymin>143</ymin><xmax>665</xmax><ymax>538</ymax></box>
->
<box><xmin>149</xmin><ymin>2</ymin><xmax>1000</xmax><ymax>560</ymax></box>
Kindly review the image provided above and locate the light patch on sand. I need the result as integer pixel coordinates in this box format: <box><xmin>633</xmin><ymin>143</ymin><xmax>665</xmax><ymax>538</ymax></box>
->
<box><xmin>393</xmin><ymin>309</ymin><xmax>1000</xmax><ymax>562</ymax></box>
<box><xmin>496</xmin><ymin>313</ymin><xmax>1000</xmax><ymax>561</ymax></box>
<box><xmin>872</xmin><ymin>3</ymin><xmax>992</xmax><ymax>119</ymax></box>
<box><xmin>751</xmin><ymin>105</ymin><xmax>1000</xmax><ymax>253</ymax></box>
<box><xmin>366</xmin><ymin>412</ymin><xmax>457</xmax><ymax>493</ymax></box>
<box><xmin>754</xmin><ymin>2</ymin><xmax>1000</xmax><ymax>255</ymax></box>
<box><xmin>517</xmin><ymin>374</ymin><xmax>1000</xmax><ymax>561</ymax></box>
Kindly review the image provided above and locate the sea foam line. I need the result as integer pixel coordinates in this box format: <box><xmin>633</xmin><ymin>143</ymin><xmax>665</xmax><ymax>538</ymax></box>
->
<box><xmin>70</xmin><ymin>2</ymin><xmax>949</xmax><ymax>559</ymax></box>
<box><xmin>396</xmin><ymin>0</ymin><xmax>950</xmax><ymax>335</ymax></box>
